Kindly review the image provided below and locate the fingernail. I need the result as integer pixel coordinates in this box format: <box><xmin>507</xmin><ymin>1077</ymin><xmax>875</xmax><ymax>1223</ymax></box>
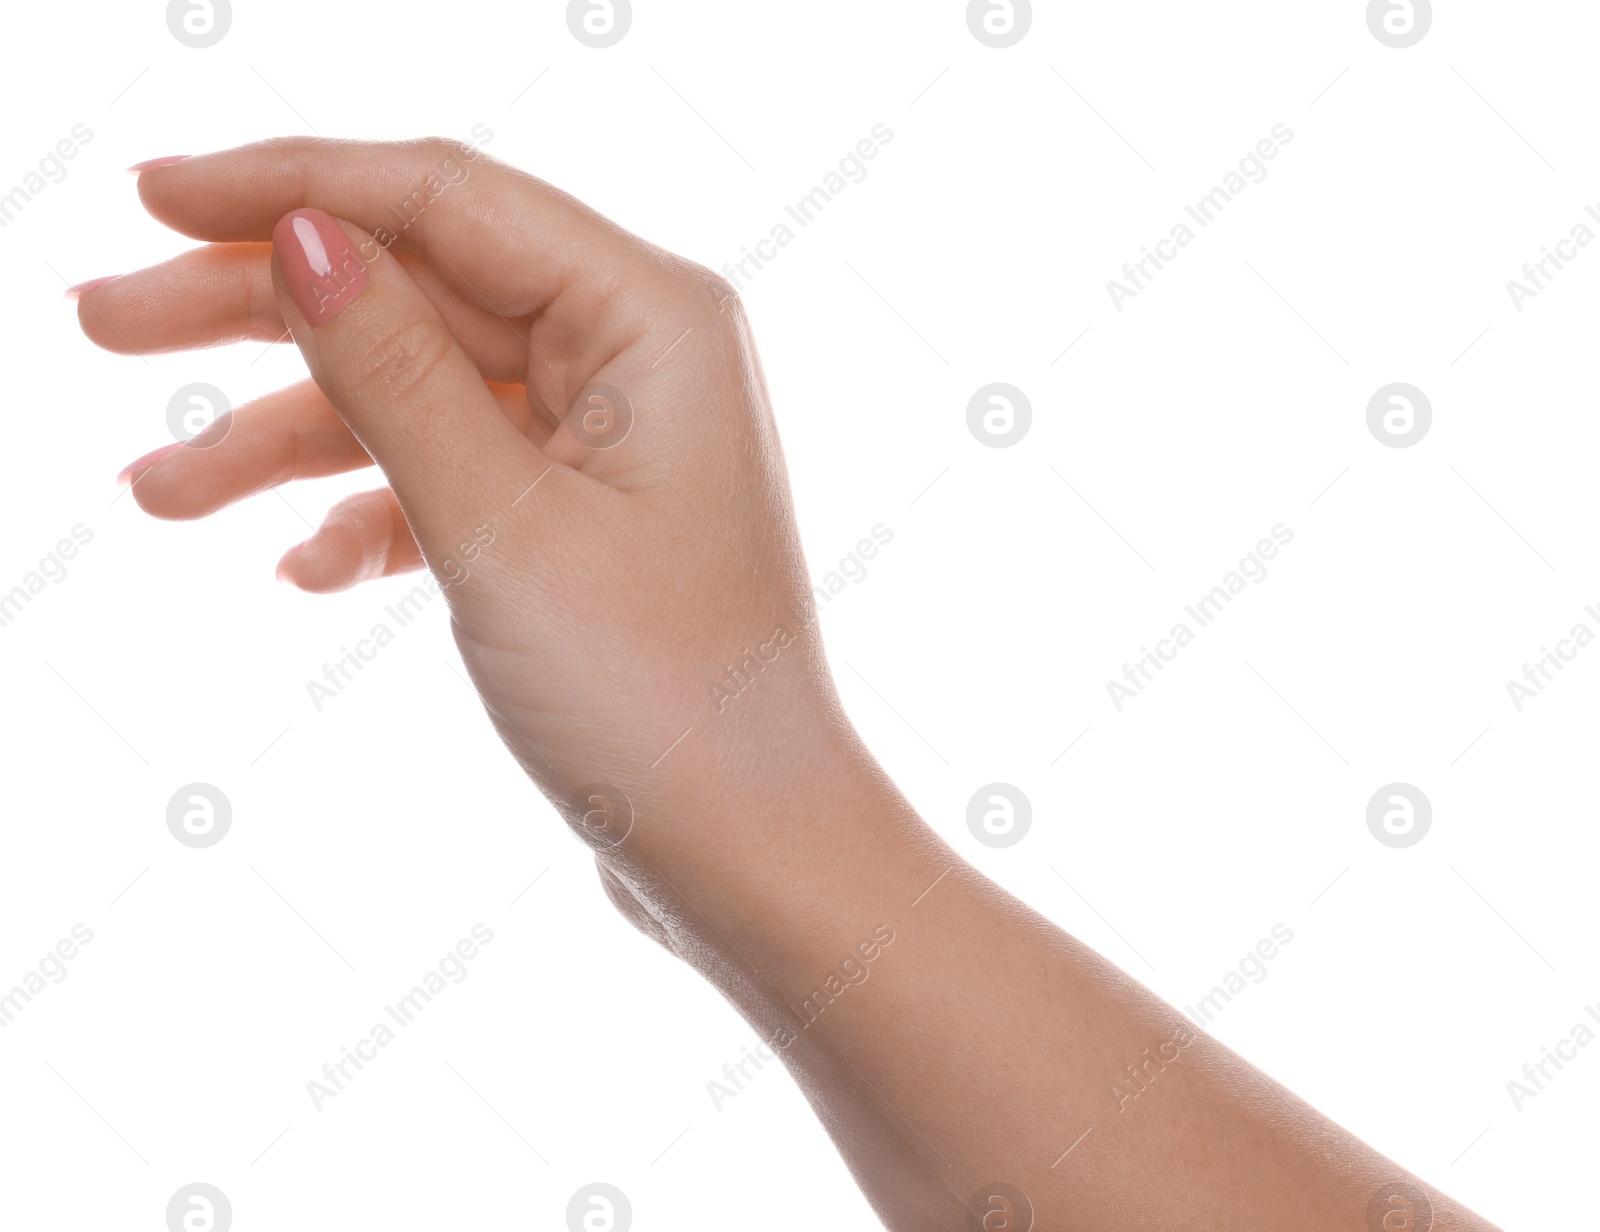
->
<box><xmin>273</xmin><ymin>207</ymin><xmax>368</xmax><ymax>326</ymax></box>
<box><xmin>128</xmin><ymin>155</ymin><xmax>189</xmax><ymax>174</ymax></box>
<box><xmin>116</xmin><ymin>441</ymin><xmax>184</xmax><ymax>486</ymax></box>
<box><xmin>65</xmin><ymin>275</ymin><xmax>120</xmax><ymax>301</ymax></box>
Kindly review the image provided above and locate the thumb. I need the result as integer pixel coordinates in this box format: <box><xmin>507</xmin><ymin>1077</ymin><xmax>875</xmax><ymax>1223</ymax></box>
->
<box><xmin>270</xmin><ymin>207</ymin><xmax>558</xmax><ymax>567</ymax></box>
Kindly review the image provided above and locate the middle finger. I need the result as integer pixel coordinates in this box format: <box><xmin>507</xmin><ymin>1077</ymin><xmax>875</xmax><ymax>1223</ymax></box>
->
<box><xmin>75</xmin><ymin>242</ymin><xmax>533</xmax><ymax>380</ymax></box>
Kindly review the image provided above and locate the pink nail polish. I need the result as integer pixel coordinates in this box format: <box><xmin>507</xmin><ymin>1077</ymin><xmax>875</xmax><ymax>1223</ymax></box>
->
<box><xmin>116</xmin><ymin>440</ymin><xmax>185</xmax><ymax>485</ymax></box>
<box><xmin>273</xmin><ymin>208</ymin><xmax>368</xmax><ymax>326</ymax></box>
<box><xmin>127</xmin><ymin>155</ymin><xmax>189</xmax><ymax>174</ymax></box>
<box><xmin>65</xmin><ymin>275</ymin><xmax>120</xmax><ymax>301</ymax></box>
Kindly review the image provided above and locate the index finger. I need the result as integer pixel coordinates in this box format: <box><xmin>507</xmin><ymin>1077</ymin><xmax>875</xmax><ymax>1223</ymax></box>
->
<box><xmin>133</xmin><ymin>136</ymin><xmax>668</xmax><ymax>318</ymax></box>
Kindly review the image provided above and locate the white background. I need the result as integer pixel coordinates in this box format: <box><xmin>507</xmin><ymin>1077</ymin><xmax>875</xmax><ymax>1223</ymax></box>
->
<box><xmin>0</xmin><ymin>1</ymin><xmax>1587</xmax><ymax>1227</ymax></box>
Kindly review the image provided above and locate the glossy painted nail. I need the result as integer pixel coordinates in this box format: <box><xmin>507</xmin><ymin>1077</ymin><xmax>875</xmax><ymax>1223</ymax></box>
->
<box><xmin>116</xmin><ymin>441</ymin><xmax>184</xmax><ymax>485</ymax></box>
<box><xmin>273</xmin><ymin>207</ymin><xmax>368</xmax><ymax>326</ymax></box>
<box><xmin>65</xmin><ymin>275</ymin><xmax>120</xmax><ymax>300</ymax></box>
<box><xmin>127</xmin><ymin>155</ymin><xmax>189</xmax><ymax>174</ymax></box>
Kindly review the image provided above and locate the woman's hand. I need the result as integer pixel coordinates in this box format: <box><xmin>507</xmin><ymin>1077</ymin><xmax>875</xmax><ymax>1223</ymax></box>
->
<box><xmin>83</xmin><ymin>137</ymin><xmax>850</xmax><ymax>900</ymax></box>
<box><xmin>79</xmin><ymin>137</ymin><xmax>1499</xmax><ymax>1232</ymax></box>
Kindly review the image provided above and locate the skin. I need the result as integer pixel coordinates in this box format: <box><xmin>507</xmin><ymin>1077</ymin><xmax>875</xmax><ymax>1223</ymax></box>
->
<box><xmin>77</xmin><ymin>137</ymin><xmax>1500</xmax><ymax>1232</ymax></box>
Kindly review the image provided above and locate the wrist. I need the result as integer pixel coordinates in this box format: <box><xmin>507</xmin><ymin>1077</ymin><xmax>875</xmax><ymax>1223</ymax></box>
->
<box><xmin>589</xmin><ymin>713</ymin><xmax>945</xmax><ymax>1000</ymax></box>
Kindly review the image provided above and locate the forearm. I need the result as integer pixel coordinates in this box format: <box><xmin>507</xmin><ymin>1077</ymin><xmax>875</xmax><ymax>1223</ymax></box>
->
<box><xmin>602</xmin><ymin>734</ymin><xmax>1498</xmax><ymax>1232</ymax></box>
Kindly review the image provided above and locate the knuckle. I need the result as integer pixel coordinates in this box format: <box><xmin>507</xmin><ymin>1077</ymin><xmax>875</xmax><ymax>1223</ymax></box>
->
<box><xmin>692</xmin><ymin>265</ymin><xmax>746</xmax><ymax>324</ymax></box>
<box><xmin>240</xmin><ymin>257</ymin><xmax>277</xmax><ymax>332</ymax></box>
<box><xmin>657</xmin><ymin>256</ymin><xmax>745</xmax><ymax>329</ymax></box>
<box><xmin>411</xmin><ymin>134</ymin><xmax>468</xmax><ymax>163</ymax></box>
<box><xmin>349</xmin><ymin>318</ymin><xmax>456</xmax><ymax>404</ymax></box>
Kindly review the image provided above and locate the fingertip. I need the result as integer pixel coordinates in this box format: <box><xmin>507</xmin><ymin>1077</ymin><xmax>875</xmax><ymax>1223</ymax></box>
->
<box><xmin>133</xmin><ymin>155</ymin><xmax>211</xmax><ymax>240</ymax></box>
<box><xmin>75</xmin><ymin>277</ymin><xmax>149</xmax><ymax>354</ymax></box>
<box><xmin>275</xmin><ymin>543</ymin><xmax>301</xmax><ymax>585</ymax></box>
<box><xmin>275</xmin><ymin>539</ymin><xmax>342</xmax><ymax>591</ymax></box>
<box><xmin>276</xmin><ymin>529</ymin><xmax>366</xmax><ymax>593</ymax></box>
<box><xmin>116</xmin><ymin>441</ymin><xmax>184</xmax><ymax>487</ymax></box>
<box><xmin>118</xmin><ymin>441</ymin><xmax>218</xmax><ymax>521</ymax></box>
